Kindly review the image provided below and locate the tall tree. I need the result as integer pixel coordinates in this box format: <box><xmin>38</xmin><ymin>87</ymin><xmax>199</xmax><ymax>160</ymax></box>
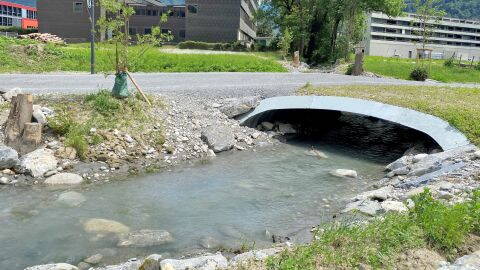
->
<box><xmin>264</xmin><ymin>0</ymin><xmax>405</xmax><ymax>64</ymax></box>
<box><xmin>411</xmin><ymin>0</ymin><xmax>446</xmax><ymax>51</ymax></box>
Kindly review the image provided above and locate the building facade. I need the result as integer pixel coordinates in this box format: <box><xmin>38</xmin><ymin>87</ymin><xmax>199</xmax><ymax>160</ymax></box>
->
<box><xmin>38</xmin><ymin>0</ymin><xmax>257</xmax><ymax>43</ymax></box>
<box><xmin>0</xmin><ymin>0</ymin><xmax>37</xmax><ymax>29</ymax></box>
<box><xmin>366</xmin><ymin>12</ymin><xmax>480</xmax><ymax>60</ymax></box>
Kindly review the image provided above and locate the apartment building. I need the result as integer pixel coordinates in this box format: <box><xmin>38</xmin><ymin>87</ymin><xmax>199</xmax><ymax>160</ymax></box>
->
<box><xmin>366</xmin><ymin>12</ymin><xmax>480</xmax><ymax>60</ymax></box>
<box><xmin>0</xmin><ymin>0</ymin><xmax>37</xmax><ymax>29</ymax></box>
<box><xmin>38</xmin><ymin>0</ymin><xmax>257</xmax><ymax>43</ymax></box>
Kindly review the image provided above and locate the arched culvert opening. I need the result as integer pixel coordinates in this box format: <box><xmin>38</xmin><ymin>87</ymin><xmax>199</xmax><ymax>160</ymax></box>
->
<box><xmin>246</xmin><ymin>109</ymin><xmax>442</xmax><ymax>163</ymax></box>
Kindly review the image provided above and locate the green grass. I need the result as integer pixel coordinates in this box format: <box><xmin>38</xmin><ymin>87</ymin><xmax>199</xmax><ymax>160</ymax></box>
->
<box><xmin>364</xmin><ymin>56</ymin><xmax>480</xmax><ymax>83</ymax></box>
<box><xmin>267</xmin><ymin>189</ymin><xmax>480</xmax><ymax>269</ymax></box>
<box><xmin>299</xmin><ymin>84</ymin><xmax>480</xmax><ymax>146</ymax></box>
<box><xmin>0</xmin><ymin>37</ymin><xmax>286</xmax><ymax>73</ymax></box>
<box><xmin>44</xmin><ymin>90</ymin><xmax>162</xmax><ymax>159</ymax></box>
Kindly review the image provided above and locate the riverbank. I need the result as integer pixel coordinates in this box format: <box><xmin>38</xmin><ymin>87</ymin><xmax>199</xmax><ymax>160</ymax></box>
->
<box><xmin>0</xmin><ymin>90</ymin><xmax>278</xmax><ymax>186</ymax></box>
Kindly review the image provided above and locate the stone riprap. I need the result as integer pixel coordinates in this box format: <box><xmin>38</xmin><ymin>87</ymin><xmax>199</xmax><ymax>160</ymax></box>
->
<box><xmin>18</xmin><ymin>148</ymin><xmax>58</xmax><ymax>178</ymax></box>
<box><xmin>0</xmin><ymin>145</ymin><xmax>19</xmax><ymax>170</ymax></box>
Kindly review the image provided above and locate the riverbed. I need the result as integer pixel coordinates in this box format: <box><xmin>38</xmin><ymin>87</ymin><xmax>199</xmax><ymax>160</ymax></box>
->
<box><xmin>0</xmin><ymin>140</ymin><xmax>392</xmax><ymax>269</ymax></box>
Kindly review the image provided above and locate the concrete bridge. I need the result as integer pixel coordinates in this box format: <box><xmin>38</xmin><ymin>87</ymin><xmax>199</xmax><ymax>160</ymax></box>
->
<box><xmin>239</xmin><ymin>96</ymin><xmax>471</xmax><ymax>151</ymax></box>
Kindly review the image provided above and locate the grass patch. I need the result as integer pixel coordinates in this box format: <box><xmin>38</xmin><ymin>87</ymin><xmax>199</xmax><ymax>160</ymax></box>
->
<box><xmin>0</xmin><ymin>37</ymin><xmax>286</xmax><ymax>73</ymax></box>
<box><xmin>299</xmin><ymin>84</ymin><xmax>480</xmax><ymax>146</ymax></box>
<box><xmin>44</xmin><ymin>90</ymin><xmax>163</xmax><ymax>159</ymax></box>
<box><xmin>364</xmin><ymin>56</ymin><xmax>480</xmax><ymax>83</ymax></box>
<box><xmin>267</xmin><ymin>189</ymin><xmax>480</xmax><ymax>269</ymax></box>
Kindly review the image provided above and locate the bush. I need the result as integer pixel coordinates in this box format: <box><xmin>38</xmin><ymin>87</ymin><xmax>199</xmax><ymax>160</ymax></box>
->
<box><xmin>410</xmin><ymin>66</ymin><xmax>429</xmax><ymax>81</ymax></box>
<box><xmin>177</xmin><ymin>41</ymin><xmax>213</xmax><ymax>50</ymax></box>
<box><xmin>444</xmin><ymin>58</ymin><xmax>454</xmax><ymax>67</ymax></box>
<box><xmin>0</xmin><ymin>26</ymin><xmax>37</xmax><ymax>35</ymax></box>
<box><xmin>345</xmin><ymin>64</ymin><xmax>354</xmax><ymax>75</ymax></box>
<box><xmin>230</xmin><ymin>41</ymin><xmax>247</xmax><ymax>51</ymax></box>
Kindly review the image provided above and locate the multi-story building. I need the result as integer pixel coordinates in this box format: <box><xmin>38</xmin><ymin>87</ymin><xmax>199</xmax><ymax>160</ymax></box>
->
<box><xmin>38</xmin><ymin>0</ymin><xmax>257</xmax><ymax>43</ymax></box>
<box><xmin>365</xmin><ymin>12</ymin><xmax>480</xmax><ymax>60</ymax></box>
<box><xmin>0</xmin><ymin>0</ymin><xmax>37</xmax><ymax>29</ymax></box>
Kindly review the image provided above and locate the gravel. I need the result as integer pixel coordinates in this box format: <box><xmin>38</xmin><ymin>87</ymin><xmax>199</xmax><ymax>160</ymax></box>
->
<box><xmin>1</xmin><ymin>73</ymin><xmax>478</xmax><ymax>98</ymax></box>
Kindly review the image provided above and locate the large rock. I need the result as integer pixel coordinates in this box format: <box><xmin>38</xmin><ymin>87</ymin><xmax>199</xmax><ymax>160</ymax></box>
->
<box><xmin>201</xmin><ymin>126</ymin><xmax>235</xmax><ymax>153</ymax></box>
<box><xmin>438</xmin><ymin>250</ymin><xmax>480</xmax><ymax>270</ymax></box>
<box><xmin>83</xmin><ymin>218</ymin><xmax>130</xmax><ymax>234</ymax></box>
<box><xmin>45</xmin><ymin>173</ymin><xmax>84</xmax><ymax>185</ymax></box>
<box><xmin>118</xmin><ymin>229</ymin><xmax>173</xmax><ymax>247</ymax></box>
<box><xmin>0</xmin><ymin>145</ymin><xmax>19</xmax><ymax>170</ymax></box>
<box><xmin>330</xmin><ymin>169</ymin><xmax>358</xmax><ymax>178</ymax></box>
<box><xmin>32</xmin><ymin>105</ymin><xmax>47</xmax><ymax>125</ymax></box>
<box><xmin>230</xmin><ymin>247</ymin><xmax>284</xmax><ymax>266</ymax></box>
<box><xmin>343</xmin><ymin>199</ymin><xmax>383</xmax><ymax>216</ymax></box>
<box><xmin>3</xmin><ymin>87</ymin><xmax>23</xmax><ymax>102</ymax></box>
<box><xmin>24</xmin><ymin>263</ymin><xmax>78</xmax><ymax>270</ymax></box>
<box><xmin>381</xmin><ymin>200</ymin><xmax>408</xmax><ymax>213</ymax></box>
<box><xmin>160</xmin><ymin>253</ymin><xmax>228</xmax><ymax>270</ymax></box>
<box><xmin>354</xmin><ymin>186</ymin><xmax>394</xmax><ymax>201</ymax></box>
<box><xmin>138</xmin><ymin>254</ymin><xmax>162</xmax><ymax>270</ymax></box>
<box><xmin>277</xmin><ymin>123</ymin><xmax>296</xmax><ymax>134</ymax></box>
<box><xmin>18</xmin><ymin>148</ymin><xmax>58</xmax><ymax>178</ymax></box>
<box><xmin>219</xmin><ymin>96</ymin><xmax>261</xmax><ymax>118</ymax></box>
<box><xmin>57</xmin><ymin>191</ymin><xmax>86</xmax><ymax>207</ymax></box>
<box><xmin>385</xmin><ymin>155</ymin><xmax>412</xmax><ymax>171</ymax></box>
<box><xmin>91</xmin><ymin>259</ymin><xmax>141</xmax><ymax>270</ymax></box>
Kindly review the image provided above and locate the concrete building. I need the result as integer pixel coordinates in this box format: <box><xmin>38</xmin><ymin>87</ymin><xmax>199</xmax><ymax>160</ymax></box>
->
<box><xmin>38</xmin><ymin>0</ymin><xmax>257</xmax><ymax>43</ymax></box>
<box><xmin>366</xmin><ymin>12</ymin><xmax>480</xmax><ymax>60</ymax></box>
<box><xmin>0</xmin><ymin>0</ymin><xmax>37</xmax><ymax>29</ymax></box>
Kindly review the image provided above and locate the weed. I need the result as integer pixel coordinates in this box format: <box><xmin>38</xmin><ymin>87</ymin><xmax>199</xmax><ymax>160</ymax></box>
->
<box><xmin>85</xmin><ymin>90</ymin><xmax>121</xmax><ymax>116</ymax></box>
<box><xmin>65</xmin><ymin>126</ymin><xmax>89</xmax><ymax>160</ymax></box>
<box><xmin>47</xmin><ymin>107</ymin><xmax>76</xmax><ymax>135</ymax></box>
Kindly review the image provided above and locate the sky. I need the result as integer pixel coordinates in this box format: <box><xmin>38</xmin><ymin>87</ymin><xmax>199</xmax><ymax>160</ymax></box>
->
<box><xmin>7</xmin><ymin>0</ymin><xmax>36</xmax><ymax>8</ymax></box>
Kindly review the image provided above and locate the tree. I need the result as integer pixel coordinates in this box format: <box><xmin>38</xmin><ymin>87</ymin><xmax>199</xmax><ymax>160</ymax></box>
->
<box><xmin>263</xmin><ymin>0</ymin><xmax>405</xmax><ymax>65</ymax></box>
<box><xmin>411</xmin><ymin>0</ymin><xmax>446</xmax><ymax>52</ymax></box>
<box><xmin>97</xmin><ymin>0</ymin><xmax>172</xmax><ymax>97</ymax></box>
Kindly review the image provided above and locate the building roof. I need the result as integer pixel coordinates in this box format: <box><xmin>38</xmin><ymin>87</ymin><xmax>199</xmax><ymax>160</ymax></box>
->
<box><xmin>4</xmin><ymin>0</ymin><xmax>36</xmax><ymax>7</ymax></box>
<box><xmin>159</xmin><ymin>0</ymin><xmax>185</xmax><ymax>6</ymax></box>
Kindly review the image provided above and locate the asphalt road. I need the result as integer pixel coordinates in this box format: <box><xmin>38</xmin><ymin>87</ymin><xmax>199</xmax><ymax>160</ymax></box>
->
<box><xmin>0</xmin><ymin>72</ymin><xmax>477</xmax><ymax>97</ymax></box>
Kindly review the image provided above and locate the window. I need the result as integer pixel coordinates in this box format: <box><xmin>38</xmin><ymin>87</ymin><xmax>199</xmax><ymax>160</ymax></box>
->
<box><xmin>144</xmin><ymin>28</ymin><xmax>151</xmax><ymax>34</ymax></box>
<box><xmin>187</xmin><ymin>5</ymin><xmax>198</xmax><ymax>14</ymax></box>
<box><xmin>161</xmin><ymin>28</ymin><xmax>169</xmax><ymax>34</ymax></box>
<box><xmin>73</xmin><ymin>1</ymin><xmax>83</xmax><ymax>13</ymax></box>
<box><xmin>179</xmin><ymin>30</ymin><xmax>185</xmax><ymax>38</ymax></box>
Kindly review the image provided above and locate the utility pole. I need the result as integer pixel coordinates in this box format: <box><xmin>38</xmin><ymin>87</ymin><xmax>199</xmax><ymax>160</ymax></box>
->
<box><xmin>88</xmin><ymin>0</ymin><xmax>95</xmax><ymax>74</ymax></box>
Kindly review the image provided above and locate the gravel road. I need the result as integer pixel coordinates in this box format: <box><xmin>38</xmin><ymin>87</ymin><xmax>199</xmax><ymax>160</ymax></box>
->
<box><xmin>0</xmin><ymin>72</ymin><xmax>477</xmax><ymax>97</ymax></box>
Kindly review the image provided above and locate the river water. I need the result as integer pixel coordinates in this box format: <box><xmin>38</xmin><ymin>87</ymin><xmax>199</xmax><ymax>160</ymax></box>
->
<box><xmin>0</xmin><ymin>140</ymin><xmax>392</xmax><ymax>269</ymax></box>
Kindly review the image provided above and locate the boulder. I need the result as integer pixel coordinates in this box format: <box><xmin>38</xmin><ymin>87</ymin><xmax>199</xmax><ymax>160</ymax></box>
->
<box><xmin>218</xmin><ymin>96</ymin><xmax>261</xmax><ymax>118</ymax></box>
<box><xmin>139</xmin><ymin>254</ymin><xmax>162</xmax><ymax>270</ymax></box>
<box><xmin>83</xmin><ymin>218</ymin><xmax>130</xmax><ymax>234</ymax></box>
<box><xmin>343</xmin><ymin>199</ymin><xmax>383</xmax><ymax>216</ymax></box>
<box><xmin>330</xmin><ymin>169</ymin><xmax>358</xmax><ymax>178</ymax></box>
<box><xmin>277</xmin><ymin>123</ymin><xmax>296</xmax><ymax>134</ymax></box>
<box><xmin>45</xmin><ymin>173</ymin><xmax>83</xmax><ymax>185</ymax></box>
<box><xmin>201</xmin><ymin>126</ymin><xmax>235</xmax><ymax>153</ymax></box>
<box><xmin>0</xmin><ymin>145</ymin><xmax>19</xmax><ymax>170</ymax></box>
<box><xmin>84</xmin><ymin>254</ymin><xmax>103</xmax><ymax>265</ymax></box>
<box><xmin>305</xmin><ymin>148</ymin><xmax>328</xmax><ymax>159</ymax></box>
<box><xmin>91</xmin><ymin>259</ymin><xmax>141</xmax><ymax>270</ymax></box>
<box><xmin>413</xmin><ymin>153</ymin><xmax>429</xmax><ymax>163</ymax></box>
<box><xmin>260</xmin><ymin>122</ymin><xmax>274</xmax><ymax>131</ymax></box>
<box><xmin>24</xmin><ymin>263</ymin><xmax>78</xmax><ymax>270</ymax></box>
<box><xmin>381</xmin><ymin>200</ymin><xmax>408</xmax><ymax>213</ymax></box>
<box><xmin>355</xmin><ymin>186</ymin><xmax>394</xmax><ymax>201</ymax></box>
<box><xmin>438</xmin><ymin>250</ymin><xmax>480</xmax><ymax>270</ymax></box>
<box><xmin>230</xmin><ymin>247</ymin><xmax>284</xmax><ymax>266</ymax></box>
<box><xmin>3</xmin><ymin>87</ymin><xmax>23</xmax><ymax>102</ymax></box>
<box><xmin>32</xmin><ymin>105</ymin><xmax>47</xmax><ymax>125</ymax></box>
<box><xmin>118</xmin><ymin>229</ymin><xmax>173</xmax><ymax>247</ymax></box>
<box><xmin>57</xmin><ymin>191</ymin><xmax>86</xmax><ymax>207</ymax></box>
<box><xmin>18</xmin><ymin>148</ymin><xmax>58</xmax><ymax>178</ymax></box>
<box><xmin>160</xmin><ymin>253</ymin><xmax>228</xmax><ymax>270</ymax></box>
<box><xmin>387</xmin><ymin>166</ymin><xmax>410</xmax><ymax>177</ymax></box>
<box><xmin>385</xmin><ymin>155</ymin><xmax>412</xmax><ymax>171</ymax></box>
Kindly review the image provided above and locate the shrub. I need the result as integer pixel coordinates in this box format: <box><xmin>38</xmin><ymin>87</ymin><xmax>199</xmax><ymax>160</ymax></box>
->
<box><xmin>0</xmin><ymin>26</ymin><xmax>37</xmax><ymax>35</ymax></box>
<box><xmin>48</xmin><ymin>108</ymin><xmax>76</xmax><ymax>135</ymax></box>
<box><xmin>65</xmin><ymin>125</ymin><xmax>89</xmax><ymax>159</ymax></box>
<box><xmin>410</xmin><ymin>66</ymin><xmax>429</xmax><ymax>81</ymax></box>
<box><xmin>230</xmin><ymin>41</ymin><xmax>247</xmax><ymax>51</ymax></box>
<box><xmin>444</xmin><ymin>58</ymin><xmax>454</xmax><ymax>67</ymax></box>
<box><xmin>476</xmin><ymin>62</ymin><xmax>480</xmax><ymax>71</ymax></box>
<box><xmin>345</xmin><ymin>64</ymin><xmax>354</xmax><ymax>75</ymax></box>
<box><xmin>178</xmin><ymin>41</ymin><xmax>213</xmax><ymax>50</ymax></box>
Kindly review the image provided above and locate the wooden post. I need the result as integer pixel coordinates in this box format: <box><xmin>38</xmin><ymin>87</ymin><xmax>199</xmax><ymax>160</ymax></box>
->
<box><xmin>5</xmin><ymin>94</ymin><xmax>33</xmax><ymax>148</ymax></box>
<box><xmin>352</xmin><ymin>46</ymin><xmax>365</xmax><ymax>76</ymax></box>
<box><xmin>20</xmin><ymin>123</ymin><xmax>42</xmax><ymax>155</ymax></box>
<box><xmin>126</xmin><ymin>70</ymin><xmax>152</xmax><ymax>106</ymax></box>
<box><xmin>293</xmin><ymin>51</ymin><xmax>300</xmax><ymax>68</ymax></box>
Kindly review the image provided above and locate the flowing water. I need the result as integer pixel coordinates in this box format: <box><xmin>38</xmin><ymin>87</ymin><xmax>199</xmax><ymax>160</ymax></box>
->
<box><xmin>0</xmin><ymin>140</ymin><xmax>393</xmax><ymax>269</ymax></box>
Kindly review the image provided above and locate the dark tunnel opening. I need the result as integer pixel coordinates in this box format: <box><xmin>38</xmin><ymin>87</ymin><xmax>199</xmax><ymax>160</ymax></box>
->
<box><xmin>247</xmin><ymin>109</ymin><xmax>442</xmax><ymax>163</ymax></box>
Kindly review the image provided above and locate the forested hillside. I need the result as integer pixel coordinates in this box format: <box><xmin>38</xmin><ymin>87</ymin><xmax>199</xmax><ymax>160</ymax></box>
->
<box><xmin>405</xmin><ymin>0</ymin><xmax>480</xmax><ymax>20</ymax></box>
